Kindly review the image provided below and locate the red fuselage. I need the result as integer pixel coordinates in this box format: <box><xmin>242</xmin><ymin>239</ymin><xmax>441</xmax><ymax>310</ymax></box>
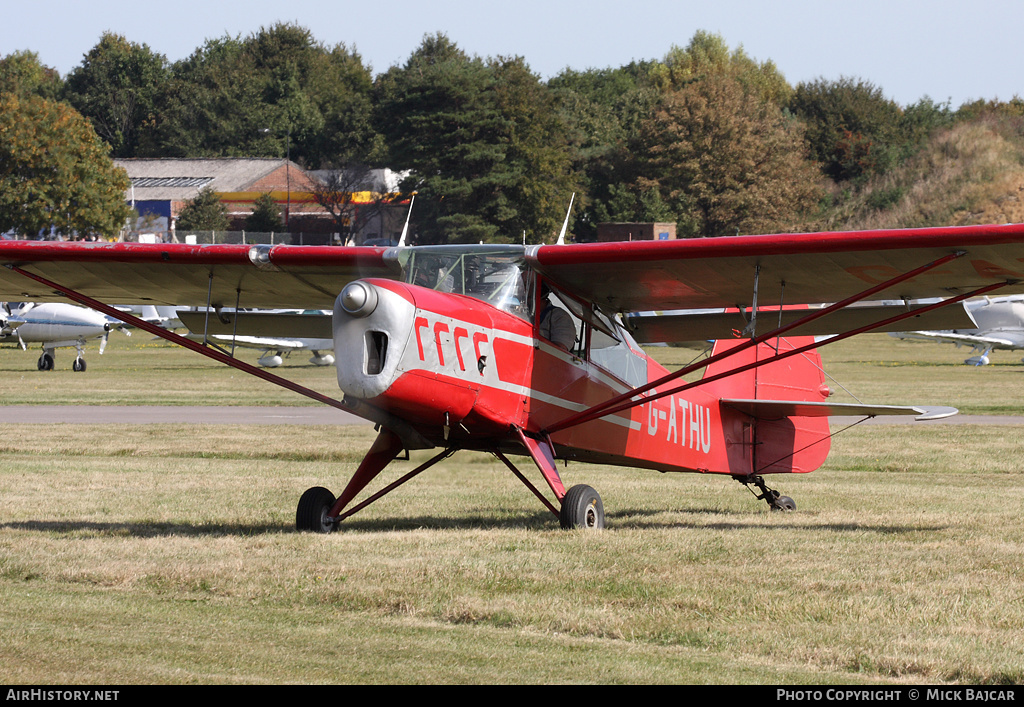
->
<box><xmin>333</xmin><ymin>277</ymin><xmax>832</xmax><ymax>478</ymax></box>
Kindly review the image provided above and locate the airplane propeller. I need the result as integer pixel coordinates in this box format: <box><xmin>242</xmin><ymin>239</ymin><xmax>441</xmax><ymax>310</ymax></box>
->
<box><xmin>97</xmin><ymin>321</ymin><xmax>131</xmax><ymax>355</ymax></box>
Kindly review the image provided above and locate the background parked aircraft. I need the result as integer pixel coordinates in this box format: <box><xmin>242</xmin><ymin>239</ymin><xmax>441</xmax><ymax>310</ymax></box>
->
<box><xmin>176</xmin><ymin>308</ymin><xmax>334</xmax><ymax>368</ymax></box>
<box><xmin>0</xmin><ymin>306</ymin><xmax>25</xmax><ymax>339</ymax></box>
<box><xmin>890</xmin><ymin>295</ymin><xmax>1024</xmax><ymax>365</ymax></box>
<box><xmin>116</xmin><ymin>304</ymin><xmax>182</xmax><ymax>330</ymax></box>
<box><xmin>0</xmin><ymin>302</ymin><xmax>125</xmax><ymax>371</ymax></box>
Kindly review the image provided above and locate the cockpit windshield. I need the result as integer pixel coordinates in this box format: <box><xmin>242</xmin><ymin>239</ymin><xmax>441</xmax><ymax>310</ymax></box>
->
<box><xmin>403</xmin><ymin>246</ymin><xmax>534</xmax><ymax>321</ymax></box>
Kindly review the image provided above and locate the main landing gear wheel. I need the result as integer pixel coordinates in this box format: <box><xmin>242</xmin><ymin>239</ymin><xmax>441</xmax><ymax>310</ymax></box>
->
<box><xmin>296</xmin><ymin>486</ymin><xmax>337</xmax><ymax>533</ymax></box>
<box><xmin>72</xmin><ymin>357</ymin><xmax>86</xmax><ymax>372</ymax></box>
<box><xmin>37</xmin><ymin>353</ymin><xmax>54</xmax><ymax>371</ymax></box>
<box><xmin>559</xmin><ymin>484</ymin><xmax>605</xmax><ymax>530</ymax></box>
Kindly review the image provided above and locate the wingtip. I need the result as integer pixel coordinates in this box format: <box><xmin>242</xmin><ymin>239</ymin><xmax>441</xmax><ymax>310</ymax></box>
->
<box><xmin>914</xmin><ymin>406</ymin><xmax>960</xmax><ymax>421</ymax></box>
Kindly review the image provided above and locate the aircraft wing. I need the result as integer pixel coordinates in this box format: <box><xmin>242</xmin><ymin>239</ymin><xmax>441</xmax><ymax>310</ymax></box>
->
<box><xmin>624</xmin><ymin>301</ymin><xmax>979</xmax><ymax>344</ymax></box>
<box><xmin>189</xmin><ymin>334</ymin><xmax>331</xmax><ymax>352</ymax></box>
<box><xmin>0</xmin><ymin>242</ymin><xmax>399</xmax><ymax>309</ymax></box>
<box><xmin>890</xmin><ymin>330</ymin><xmax>1022</xmax><ymax>349</ymax></box>
<box><xmin>3</xmin><ymin>224</ymin><xmax>1024</xmax><ymax>323</ymax></box>
<box><xmin>528</xmin><ymin>224</ymin><xmax>1024</xmax><ymax>314</ymax></box>
<box><xmin>176</xmin><ymin>310</ymin><xmax>333</xmax><ymax>339</ymax></box>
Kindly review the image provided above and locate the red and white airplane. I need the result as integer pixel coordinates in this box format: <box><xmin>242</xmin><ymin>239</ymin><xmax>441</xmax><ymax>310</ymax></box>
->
<box><xmin>2</xmin><ymin>223</ymin><xmax>1023</xmax><ymax>531</ymax></box>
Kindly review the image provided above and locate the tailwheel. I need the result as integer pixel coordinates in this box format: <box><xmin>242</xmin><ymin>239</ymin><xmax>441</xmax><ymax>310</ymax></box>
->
<box><xmin>738</xmin><ymin>475</ymin><xmax>796</xmax><ymax>512</ymax></box>
<box><xmin>559</xmin><ymin>484</ymin><xmax>605</xmax><ymax>530</ymax></box>
<box><xmin>296</xmin><ymin>486</ymin><xmax>337</xmax><ymax>533</ymax></box>
<box><xmin>774</xmin><ymin>495</ymin><xmax>797</xmax><ymax>512</ymax></box>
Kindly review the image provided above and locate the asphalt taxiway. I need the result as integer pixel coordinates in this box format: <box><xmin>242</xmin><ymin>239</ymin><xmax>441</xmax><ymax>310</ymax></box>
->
<box><xmin>0</xmin><ymin>406</ymin><xmax>1021</xmax><ymax>426</ymax></box>
<box><xmin>0</xmin><ymin>405</ymin><xmax>371</xmax><ymax>425</ymax></box>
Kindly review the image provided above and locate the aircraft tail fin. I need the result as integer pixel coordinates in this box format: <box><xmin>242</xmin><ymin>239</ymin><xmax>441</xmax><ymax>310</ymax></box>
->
<box><xmin>704</xmin><ymin>337</ymin><xmax>832</xmax><ymax>475</ymax></box>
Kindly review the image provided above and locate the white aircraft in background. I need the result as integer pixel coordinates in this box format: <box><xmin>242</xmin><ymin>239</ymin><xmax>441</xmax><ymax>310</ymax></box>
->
<box><xmin>177</xmin><ymin>308</ymin><xmax>335</xmax><ymax>368</ymax></box>
<box><xmin>890</xmin><ymin>294</ymin><xmax>1024</xmax><ymax>365</ymax></box>
<box><xmin>0</xmin><ymin>307</ymin><xmax>26</xmax><ymax>338</ymax></box>
<box><xmin>0</xmin><ymin>302</ymin><xmax>126</xmax><ymax>371</ymax></box>
<box><xmin>116</xmin><ymin>305</ymin><xmax>182</xmax><ymax>330</ymax></box>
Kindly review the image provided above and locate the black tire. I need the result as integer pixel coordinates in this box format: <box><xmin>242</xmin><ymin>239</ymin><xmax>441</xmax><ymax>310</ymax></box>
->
<box><xmin>773</xmin><ymin>495</ymin><xmax>797</xmax><ymax>512</ymax></box>
<box><xmin>72</xmin><ymin>358</ymin><xmax>86</xmax><ymax>372</ymax></box>
<box><xmin>37</xmin><ymin>353</ymin><xmax>54</xmax><ymax>371</ymax></box>
<box><xmin>296</xmin><ymin>486</ymin><xmax>337</xmax><ymax>533</ymax></box>
<box><xmin>559</xmin><ymin>484</ymin><xmax>605</xmax><ymax>530</ymax></box>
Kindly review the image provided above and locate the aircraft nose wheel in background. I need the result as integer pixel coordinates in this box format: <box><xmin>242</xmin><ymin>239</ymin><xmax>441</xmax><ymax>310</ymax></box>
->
<box><xmin>72</xmin><ymin>357</ymin><xmax>86</xmax><ymax>372</ymax></box>
<box><xmin>296</xmin><ymin>486</ymin><xmax>337</xmax><ymax>533</ymax></box>
<box><xmin>559</xmin><ymin>484</ymin><xmax>605</xmax><ymax>530</ymax></box>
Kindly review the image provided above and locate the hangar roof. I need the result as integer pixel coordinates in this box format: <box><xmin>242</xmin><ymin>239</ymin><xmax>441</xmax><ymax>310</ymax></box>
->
<box><xmin>115</xmin><ymin>158</ymin><xmax>307</xmax><ymax>202</ymax></box>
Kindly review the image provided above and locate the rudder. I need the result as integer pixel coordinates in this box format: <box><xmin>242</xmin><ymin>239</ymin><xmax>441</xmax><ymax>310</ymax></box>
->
<box><xmin>705</xmin><ymin>336</ymin><xmax>832</xmax><ymax>475</ymax></box>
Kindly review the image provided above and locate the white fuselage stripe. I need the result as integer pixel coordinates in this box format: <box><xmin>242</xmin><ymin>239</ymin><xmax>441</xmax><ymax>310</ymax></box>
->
<box><xmin>403</xmin><ymin>333</ymin><xmax>643</xmax><ymax>431</ymax></box>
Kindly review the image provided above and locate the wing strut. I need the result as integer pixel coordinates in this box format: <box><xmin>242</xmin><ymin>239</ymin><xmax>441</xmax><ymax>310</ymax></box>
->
<box><xmin>4</xmin><ymin>264</ymin><xmax>431</xmax><ymax>449</ymax></box>
<box><xmin>550</xmin><ymin>280</ymin><xmax>1006</xmax><ymax>433</ymax></box>
<box><xmin>543</xmin><ymin>253</ymin><xmax>1008</xmax><ymax>436</ymax></box>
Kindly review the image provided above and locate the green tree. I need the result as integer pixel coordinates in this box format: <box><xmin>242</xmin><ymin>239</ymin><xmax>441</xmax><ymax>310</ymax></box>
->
<box><xmin>141</xmin><ymin>23</ymin><xmax>376</xmax><ymax>167</ymax></box>
<box><xmin>549</xmin><ymin>63</ymin><xmax>661</xmax><ymax>238</ymax></box>
<box><xmin>651</xmin><ymin>31</ymin><xmax>792</xmax><ymax>106</ymax></box>
<box><xmin>244</xmin><ymin>192</ymin><xmax>283</xmax><ymax>232</ymax></box>
<box><xmin>141</xmin><ymin>35</ymin><xmax>265</xmax><ymax>158</ymax></box>
<box><xmin>549</xmin><ymin>33</ymin><xmax>793</xmax><ymax>239</ymax></box>
<box><xmin>789</xmin><ymin>77</ymin><xmax>905</xmax><ymax>182</ymax></box>
<box><xmin>0</xmin><ymin>50</ymin><xmax>62</xmax><ymax>100</ymax></box>
<box><xmin>176</xmin><ymin>188</ymin><xmax>229</xmax><ymax>231</ymax></box>
<box><xmin>375</xmin><ymin>34</ymin><xmax>575</xmax><ymax>243</ymax></box>
<box><xmin>636</xmin><ymin>74</ymin><xmax>822</xmax><ymax>237</ymax></box>
<box><xmin>62</xmin><ymin>33</ymin><xmax>168</xmax><ymax>157</ymax></box>
<box><xmin>0</xmin><ymin>94</ymin><xmax>131</xmax><ymax>237</ymax></box>
<box><xmin>246</xmin><ymin>23</ymin><xmax>377</xmax><ymax>166</ymax></box>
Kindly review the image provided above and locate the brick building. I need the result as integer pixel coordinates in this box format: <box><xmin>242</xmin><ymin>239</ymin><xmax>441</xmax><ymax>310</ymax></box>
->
<box><xmin>595</xmin><ymin>222</ymin><xmax>677</xmax><ymax>242</ymax></box>
<box><xmin>115</xmin><ymin>158</ymin><xmax>409</xmax><ymax>244</ymax></box>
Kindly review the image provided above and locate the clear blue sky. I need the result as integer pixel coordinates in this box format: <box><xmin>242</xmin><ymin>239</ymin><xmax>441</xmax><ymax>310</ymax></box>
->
<box><xmin>3</xmin><ymin>0</ymin><xmax>1021</xmax><ymax>108</ymax></box>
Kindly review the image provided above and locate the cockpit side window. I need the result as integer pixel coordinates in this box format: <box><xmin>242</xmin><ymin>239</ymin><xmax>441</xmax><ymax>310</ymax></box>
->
<box><xmin>538</xmin><ymin>285</ymin><xmax>583</xmax><ymax>355</ymax></box>
<box><xmin>538</xmin><ymin>281</ymin><xmax>646</xmax><ymax>385</ymax></box>
<box><xmin>589</xmin><ymin>320</ymin><xmax>647</xmax><ymax>387</ymax></box>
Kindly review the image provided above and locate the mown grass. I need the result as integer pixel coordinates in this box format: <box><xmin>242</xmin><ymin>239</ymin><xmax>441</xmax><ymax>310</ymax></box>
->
<box><xmin>0</xmin><ymin>335</ymin><xmax>338</xmax><ymax>406</ymax></box>
<box><xmin>1</xmin><ymin>332</ymin><xmax>1023</xmax><ymax>684</ymax></box>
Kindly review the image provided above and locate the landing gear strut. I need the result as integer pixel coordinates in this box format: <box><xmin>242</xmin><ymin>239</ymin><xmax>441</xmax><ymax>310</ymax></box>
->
<box><xmin>737</xmin><ymin>475</ymin><xmax>796</xmax><ymax>512</ymax></box>
<box><xmin>294</xmin><ymin>429</ymin><xmax>608</xmax><ymax>532</ymax></box>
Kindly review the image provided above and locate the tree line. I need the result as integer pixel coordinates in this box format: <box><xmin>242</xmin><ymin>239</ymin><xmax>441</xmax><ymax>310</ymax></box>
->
<box><xmin>1</xmin><ymin>23</ymin><xmax>1019</xmax><ymax>241</ymax></box>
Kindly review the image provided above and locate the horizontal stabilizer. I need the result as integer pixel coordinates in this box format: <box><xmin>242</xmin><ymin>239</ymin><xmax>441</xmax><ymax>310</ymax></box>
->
<box><xmin>178</xmin><ymin>310</ymin><xmax>332</xmax><ymax>339</ymax></box>
<box><xmin>721</xmin><ymin>398</ymin><xmax>959</xmax><ymax>421</ymax></box>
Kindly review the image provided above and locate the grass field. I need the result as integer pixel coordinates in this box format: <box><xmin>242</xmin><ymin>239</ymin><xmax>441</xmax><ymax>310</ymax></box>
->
<box><xmin>1</xmin><ymin>332</ymin><xmax>1023</xmax><ymax>684</ymax></box>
